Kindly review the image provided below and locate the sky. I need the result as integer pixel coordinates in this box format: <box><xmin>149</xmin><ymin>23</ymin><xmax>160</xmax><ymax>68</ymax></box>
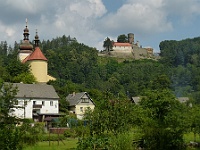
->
<box><xmin>1</xmin><ymin>0</ymin><xmax>200</xmax><ymax>52</ymax></box>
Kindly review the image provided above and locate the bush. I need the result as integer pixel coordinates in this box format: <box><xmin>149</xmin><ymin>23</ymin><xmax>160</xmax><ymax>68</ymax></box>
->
<box><xmin>109</xmin><ymin>133</ymin><xmax>134</xmax><ymax>150</ymax></box>
<box><xmin>64</xmin><ymin>129</ymin><xmax>76</xmax><ymax>138</ymax></box>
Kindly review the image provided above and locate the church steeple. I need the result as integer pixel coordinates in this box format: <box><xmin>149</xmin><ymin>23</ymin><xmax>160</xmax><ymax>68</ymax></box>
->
<box><xmin>18</xmin><ymin>18</ymin><xmax>33</xmax><ymax>62</ymax></box>
<box><xmin>34</xmin><ymin>29</ymin><xmax>39</xmax><ymax>47</ymax></box>
<box><xmin>23</xmin><ymin>18</ymin><xmax>29</xmax><ymax>40</ymax></box>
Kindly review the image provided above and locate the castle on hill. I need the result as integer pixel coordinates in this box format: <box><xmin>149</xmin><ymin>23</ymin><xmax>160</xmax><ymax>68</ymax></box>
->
<box><xmin>100</xmin><ymin>33</ymin><xmax>155</xmax><ymax>60</ymax></box>
<box><xmin>18</xmin><ymin>20</ymin><xmax>55</xmax><ymax>83</ymax></box>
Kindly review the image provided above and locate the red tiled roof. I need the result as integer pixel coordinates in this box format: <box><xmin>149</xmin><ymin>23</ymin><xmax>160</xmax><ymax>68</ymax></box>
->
<box><xmin>23</xmin><ymin>47</ymin><xmax>47</xmax><ymax>63</ymax></box>
<box><xmin>113</xmin><ymin>42</ymin><xmax>132</xmax><ymax>47</ymax></box>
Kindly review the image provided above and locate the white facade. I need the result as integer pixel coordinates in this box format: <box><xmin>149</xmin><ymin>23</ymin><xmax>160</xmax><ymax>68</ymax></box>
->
<box><xmin>112</xmin><ymin>45</ymin><xmax>132</xmax><ymax>51</ymax></box>
<box><xmin>8</xmin><ymin>83</ymin><xmax>60</xmax><ymax>121</ymax></box>
<box><xmin>12</xmin><ymin>98</ymin><xmax>59</xmax><ymax>119</ymax></box>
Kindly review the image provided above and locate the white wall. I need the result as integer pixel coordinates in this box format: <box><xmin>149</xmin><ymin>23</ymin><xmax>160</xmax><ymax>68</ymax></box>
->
<box><xmin>113</xmin><ymin>46</ymin><xmax>132</xmax><ymax>51</ymax></box>
<box><xmin>12</xmin><ymin>98</ymin><xmax>59</xmax><ymax>119</ymax></box>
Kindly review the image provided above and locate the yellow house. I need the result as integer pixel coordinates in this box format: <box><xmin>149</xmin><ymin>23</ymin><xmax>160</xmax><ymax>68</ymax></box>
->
<box><xmin>18</xmin><ymin>20</ymin><xmax>55</xmax><ymax>83</ymax></box>
<box><xmin>66</xmin><ymin>92</ymin><xmax>95</xmax><ymax>120</ymax></box>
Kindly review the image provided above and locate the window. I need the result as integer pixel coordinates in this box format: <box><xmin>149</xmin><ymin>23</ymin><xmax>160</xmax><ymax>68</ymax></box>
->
<box><xmin>15</xmin><ymin>100</ymin><xmax>18</xmax><ymax>105</ymax></box>
<box><xmin>80</xmin><ymin>107</ymin><xmax>83</xmax><ymax>112</ymax></box>
<box><xmin>82</xmin><ymin>98</ymin><xmax>89</xmax><ymax>103</ymax></box>
<box><xmin>50</xmin><ymin>101</ymin><xmax>53</xmax><ymax>106</ymax></box>
<box><xmin>33</xmin><ymin>101</ymin><xmax>36</xmax><ymax>105</ymax></box>
<box><xmin>24</xmin><ymin>101</ymin><xmax>27</xmax><ymax>106</ymax></box>
<box><xmin>42</xmin><ymin>101</ymin><xmax>45</xmax><ymax>106</ymax></box>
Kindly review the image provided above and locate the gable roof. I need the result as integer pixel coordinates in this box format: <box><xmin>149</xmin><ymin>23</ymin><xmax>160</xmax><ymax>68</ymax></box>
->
<box><xmin>23</xmin><ymin>47</ymin><xmax>47</xmax><ymax>63</ymax></box>
<box><xmin>66</xmin><ymin>92</ymin><xmax>94</xmax><ymax>106</ymax></box>
<box><xmin>131</xmin><ymin>97</ymin><xmax>141</xmax><ymax>104</ymax></box>
<box><xmin>10</xmin><ymin>83</ymin><xmax>59</xmax><ymax>99</ymax></box>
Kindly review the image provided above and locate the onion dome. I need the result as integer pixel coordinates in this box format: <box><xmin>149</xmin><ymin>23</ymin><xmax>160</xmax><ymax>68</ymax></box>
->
<box><xmin>19</xmin><ymin>19</ymin><xmax>33</xmax><ymax>52</ymax></box>
<box><xmin>19</xmin><ymin>40</ymin><xmax>33</xmax><ymax>51</ymax></box>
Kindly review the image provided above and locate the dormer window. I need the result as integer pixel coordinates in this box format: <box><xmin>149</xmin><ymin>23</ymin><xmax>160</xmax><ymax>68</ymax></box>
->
<box><xmin>82</xmin><ymin>98</ymin><xmax>89</xmax><ymax>103</ymax></box>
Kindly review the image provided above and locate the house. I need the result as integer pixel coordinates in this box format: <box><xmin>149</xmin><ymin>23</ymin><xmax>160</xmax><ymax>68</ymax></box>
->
<box><xmin>8</xmin><ymin>83</ymin><xmax>60</xmax><ymax>122</ymax></box>
<box><xmin>66</xmin><ymin>92</ymin><xmax>95</xmax><ymax>119</ymax></box>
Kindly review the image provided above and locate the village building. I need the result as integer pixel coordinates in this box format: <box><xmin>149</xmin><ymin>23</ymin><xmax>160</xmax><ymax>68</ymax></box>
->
<box><xmin>9</xmin><ymin>83</ymin><xmax>60</xmax><ymax>122</ymax></box>
<box><xmin>3</xmin><ymin>20</ymin><xmax>60</xmax><ymax>122</ymax></box>
<box><xmin>18</xmin><ymin>20</ymin><xmax>55</xmax><ymax>83</ymax></box>
<box><xmin>66</xmin><ymin>92</ymin><xmax>95</xmax><ymax>120</ymax></box>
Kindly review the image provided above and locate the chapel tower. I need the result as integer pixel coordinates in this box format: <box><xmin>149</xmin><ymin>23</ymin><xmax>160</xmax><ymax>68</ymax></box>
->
<box><xmin>24</xmin><ymin>30</ymin><xmax>48</xmax><ymax>83</ymax></box>
<box><xmin>18</xmin><ymin>19</ymin><xmax>33</xmax><ymax>61</ymax></box>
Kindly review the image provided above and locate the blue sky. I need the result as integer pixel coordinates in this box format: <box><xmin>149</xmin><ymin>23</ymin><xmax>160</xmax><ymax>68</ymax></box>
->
<box><xmin>0</xmin><ymin>0</ymin><xmax>200</xmax><ymax>52</ymax></box>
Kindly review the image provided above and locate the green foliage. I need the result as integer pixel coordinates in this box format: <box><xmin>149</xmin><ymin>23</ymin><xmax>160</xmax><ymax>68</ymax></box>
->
<box><xmin>19</xmin><ymin>122</ymin><xmax>45</xmax><ymax>145</ymax></box>
<box><xmin>40</xmin><ymin>134</ymin><xmax>66</xmax><ymax>141</ymax></box>
<box><xmin>188</xmin><ymin>105</ymin><xmax>200</xmax><ymax>142</ymax></box>
<box><xmin>139</xmin><ymin>89</ymin><xmax>189</xmax><ymax>150</ymax></box>
<box><xmin>0</xmin><ymin>83</ymin><xmax>22</xmax><ymax>150</ymax></box>
<box><xmin>103</xmin><ymin>37</ymin><xmax>113</xmax><ymax>52</ymax></box>
<box><xmin>117</xmin><ymin>34</ymin><xmax>128</xmax><ymax>43</ymax></box>
<box><xmin>0</xmin><ymin>83</ymin><xmax>19</xmax><ymax>124</ymax></box>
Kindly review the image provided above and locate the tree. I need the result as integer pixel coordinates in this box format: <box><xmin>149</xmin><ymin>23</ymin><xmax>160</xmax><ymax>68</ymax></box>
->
<box><xmin>117</xmin><ymin>34</ymin><xmax>128</xmax><ymax>43</ymax></box>
<box><xmin>103</xmin><ymin>37</ymin><xmax>113</xmax><ymax>52</ymax></box>
<box><xmin>0</xmin><ymin>83</ymin><xmax>23</xmax><ymax>150</ymax></box>
<box><xmin>139</xmin><ymin>89</ymin><xmax>189</xmax><ymax>150</ymax></box>
<box><xmin>189</xmin><ymin>105</ymin><xmax>200</xmax><ymax>142</ymax></box>
<box><xmin>77</xmin><ymin>96</ymin><xmax>135</xmax><ymax>149</ymax></box>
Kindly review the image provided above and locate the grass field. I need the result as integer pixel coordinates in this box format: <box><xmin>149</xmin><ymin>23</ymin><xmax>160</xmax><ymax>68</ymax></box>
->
<box><xmin>23</xmin><ymin>132</ymin><xmax>200</xmax><ymax>150</ymax></box>
<box><xmin>23</xmin><ymin>138</ymin><xmax>78</xmax><ymax>150</ymax></box>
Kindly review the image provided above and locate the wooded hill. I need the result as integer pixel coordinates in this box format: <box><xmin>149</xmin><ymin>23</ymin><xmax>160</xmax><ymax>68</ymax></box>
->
<box><xmin>1</xmin><ymin>35</ymin><xmax>200</xmax><ymax>103</ymax></box>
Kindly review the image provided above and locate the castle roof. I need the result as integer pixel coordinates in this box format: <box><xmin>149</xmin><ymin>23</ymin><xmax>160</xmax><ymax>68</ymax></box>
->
<box><xmin>113</xmin><ymin>42</ymin><xmax>132</xmax><ymax>47</ymax></box>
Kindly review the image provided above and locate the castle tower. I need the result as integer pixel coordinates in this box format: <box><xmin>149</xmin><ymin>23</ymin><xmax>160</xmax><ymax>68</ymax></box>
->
<box><xmin>128</xmin><ymin>33</ymin><xmax>134</xmax><ymax>44</ymax></box>
<box><xmin>24</xmin><ymin>30</ymin><xmax>48</xmax><ymax>83</ymax></box>
<box><xmin>18</xmin><ymin>19</ymin><xmax>33</xmax><ymax>61</ymax></box>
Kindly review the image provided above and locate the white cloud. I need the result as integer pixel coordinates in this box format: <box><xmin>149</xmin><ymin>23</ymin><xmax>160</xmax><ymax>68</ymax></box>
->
<box><xmin>98</xmin><ymin>0</ymin><xmax>173</xmax><ymax>36</ymax></box>
<box><xmin>0</xmin><ymin>0</ymin><xmax>200</xmax><ymax>51</ymax></box>
<box><xmin>69</xmin><ymin>0</ymin><xmax>106</xmax><ymax>18</ymax></box>
<box><xmin>5</xmin><ymin>28</ymin><xmax>15</xmax><ymax>37</ymax></box>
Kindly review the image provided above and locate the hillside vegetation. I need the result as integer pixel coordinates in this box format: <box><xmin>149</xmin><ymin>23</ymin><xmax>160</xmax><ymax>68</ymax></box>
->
<box><xmin>1</xmin><ymin>35</ymin><xmax>200</xmax><ymax>102</ymax></box>
<box><xmin>1</xmin><ymin>35</ymin><xmax>200</xmax><ymax>149</ymax></box>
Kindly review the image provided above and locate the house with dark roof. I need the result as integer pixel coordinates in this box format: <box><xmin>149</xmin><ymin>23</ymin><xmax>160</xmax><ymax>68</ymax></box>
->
<box><xmin>9</xmin><ymin>83</ymin><xmax>60</xmax><ymax>122</ymax></box>
<box><xmin>66</xmin><ymin>92</ymin><xmax>95</xmax><ymax>119</ymax></box>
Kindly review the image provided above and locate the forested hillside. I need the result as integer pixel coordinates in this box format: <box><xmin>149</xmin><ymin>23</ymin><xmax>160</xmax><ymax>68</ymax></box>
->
<box><xmin>2</xmin><ymin>35</ymin><xmax>200</xmax><ymax>149</ymax></box>
<box><xmin>1</xmin><ymin>35</ymin><xmax>200</xmax><ymax>103</ymax></box>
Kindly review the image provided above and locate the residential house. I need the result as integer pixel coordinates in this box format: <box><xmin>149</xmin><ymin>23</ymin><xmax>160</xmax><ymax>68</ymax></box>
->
<box><xmin>66</xmin><ymin>92</ymin><xmax>95</xmax><ymax>119</ymax></box>
<box><xmin>9</xmin><ymin>83</ymin><xmax>60</xmax><ymax>122</ymax></box>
